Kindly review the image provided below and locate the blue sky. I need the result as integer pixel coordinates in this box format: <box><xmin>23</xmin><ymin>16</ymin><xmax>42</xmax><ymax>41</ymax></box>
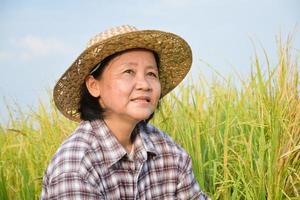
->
<box><xmin>0</xmin><ymin>0</ymin><xmax>299</xmax><ymax>123</ymax></box>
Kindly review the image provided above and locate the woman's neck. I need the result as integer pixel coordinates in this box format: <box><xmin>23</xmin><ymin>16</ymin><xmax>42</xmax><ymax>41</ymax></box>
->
<box><xmin>103</xmin><ymin>117</ymin><xmax>137</xmax><ymax>152</ymax></box>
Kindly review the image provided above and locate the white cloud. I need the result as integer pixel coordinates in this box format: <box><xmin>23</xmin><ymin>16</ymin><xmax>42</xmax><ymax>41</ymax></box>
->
<box><xmin>0</xmin><ymin>51</ymin><xmax>13</xmax><ymax>60</ymax></box>
<box><xmin>19</xmin><ymin>36</ymin><xmax>70</xmax><ymax>60</ymax></box>
<box><xmin>7</xmin><ymin>35</ymin><xmax>71</xmax><ymax>61</ymax></box>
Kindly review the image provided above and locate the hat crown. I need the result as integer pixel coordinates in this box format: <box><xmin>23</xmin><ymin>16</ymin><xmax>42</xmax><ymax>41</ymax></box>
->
<box><xmin>86</xmin><ymin>25</ymin><xmax>138</xmax><ymax>48</ymax></box>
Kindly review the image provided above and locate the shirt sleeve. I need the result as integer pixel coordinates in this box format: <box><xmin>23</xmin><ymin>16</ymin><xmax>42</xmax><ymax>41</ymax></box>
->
<box><xmin>175</xmin><ymin>156</ymin><xmax>210</xmax><ymax>200</ymax></box>
<box><xmin>40</xmin><ymin>172</ymin><xmax>101</xmax><ymax>200</ymax></box>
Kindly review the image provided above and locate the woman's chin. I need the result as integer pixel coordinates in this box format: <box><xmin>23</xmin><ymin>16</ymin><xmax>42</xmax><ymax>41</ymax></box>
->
<box><xmin>131</xmin><ymin>112</ymin><xmax>153</xmax><ymax>122</ymax></box>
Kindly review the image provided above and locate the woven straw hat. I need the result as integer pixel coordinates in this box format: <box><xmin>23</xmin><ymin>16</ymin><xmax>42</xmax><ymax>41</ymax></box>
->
<box><xmin>54</xmin><ymin>25</ymin><xmax>192</xmax><ymax>122</ymax></box>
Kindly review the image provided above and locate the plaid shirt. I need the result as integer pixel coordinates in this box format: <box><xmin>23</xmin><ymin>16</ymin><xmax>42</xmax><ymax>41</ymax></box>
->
<box><xmin>41</xmin><ymin>120</ymin><xmax>210</xmax><ymax>199</ymax></box>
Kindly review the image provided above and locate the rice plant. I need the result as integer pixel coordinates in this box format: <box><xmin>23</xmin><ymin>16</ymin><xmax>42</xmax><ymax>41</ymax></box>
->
<box><xmin>0</xmin><ymin>37</ymin><xmax>299</xmax><ymax>199</ymax></box>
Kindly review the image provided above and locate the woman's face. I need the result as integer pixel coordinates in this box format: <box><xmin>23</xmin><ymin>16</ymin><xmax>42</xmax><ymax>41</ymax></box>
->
<box><xmin>95</xmin><ymin>49</ymin><xmax>161</xmax><ymax>124</ymax></box>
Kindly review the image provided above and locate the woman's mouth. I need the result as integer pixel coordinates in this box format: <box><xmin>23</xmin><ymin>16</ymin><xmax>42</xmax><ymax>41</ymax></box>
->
<box><xmin>131</xmin><ymin>96</ymin><xmax>151</xmax><ymax>103</ymax></box>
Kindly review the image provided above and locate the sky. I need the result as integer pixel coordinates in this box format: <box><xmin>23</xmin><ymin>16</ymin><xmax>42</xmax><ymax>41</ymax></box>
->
<box><xmin>0</xmin><ymin>0</ymin><xmax>299</xmax><ymax>124</ymax></box>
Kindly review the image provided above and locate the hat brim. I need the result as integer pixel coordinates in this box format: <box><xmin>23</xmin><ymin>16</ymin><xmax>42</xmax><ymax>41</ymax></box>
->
<box><xmin>53</xmin><ymin>30</ymin><xmax>192</xmax><ymax>122</ymax></box>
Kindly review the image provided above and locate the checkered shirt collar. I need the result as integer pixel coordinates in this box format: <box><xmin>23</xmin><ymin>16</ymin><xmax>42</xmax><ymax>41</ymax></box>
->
<box><xmin>89</xmin><ymin>119</ymin><xmax>158</xmax><ymax>168</ymax></box>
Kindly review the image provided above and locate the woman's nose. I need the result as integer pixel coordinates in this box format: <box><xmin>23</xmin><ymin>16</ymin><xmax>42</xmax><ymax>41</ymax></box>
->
<box><xmin>135</xmin><ymin>75</ymin><xmax>151</xmax><ymax>91</ymax></box>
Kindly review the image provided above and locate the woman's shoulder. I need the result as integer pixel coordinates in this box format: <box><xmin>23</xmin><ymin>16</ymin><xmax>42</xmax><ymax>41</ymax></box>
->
<box><xmin>141</xmin><ymin>123</ymin><xmax>190</xmax><ymax>158</ymax></box>
<box><xmin>44</xmin><ymin>121</ymin><xmax>100</xmax><ymax>182</ymax></box>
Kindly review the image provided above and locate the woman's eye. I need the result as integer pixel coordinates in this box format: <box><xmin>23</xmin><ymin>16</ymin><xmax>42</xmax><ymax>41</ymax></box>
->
<box><xmin>148</xmin><ymin>72</ymin><xmax>158</xmax><ymax>78</ymax></box>
<box><xmin>124</xmin><ymin>69</ymin><xmax>134</xmax><ymax>74</ymax></box>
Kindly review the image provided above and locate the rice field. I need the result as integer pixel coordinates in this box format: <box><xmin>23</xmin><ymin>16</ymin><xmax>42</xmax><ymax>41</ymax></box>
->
<box><xmin>0</xmin><ymin>38</ymin><xmax>299</xmax><ymax>199</ymax></box>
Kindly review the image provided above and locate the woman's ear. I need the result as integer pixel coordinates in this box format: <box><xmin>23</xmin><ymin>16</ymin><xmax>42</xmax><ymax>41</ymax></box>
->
<box><xmin>85</xmin><ymin>75</ymin><xmax>101</xmax><ymax>98</ymax></box>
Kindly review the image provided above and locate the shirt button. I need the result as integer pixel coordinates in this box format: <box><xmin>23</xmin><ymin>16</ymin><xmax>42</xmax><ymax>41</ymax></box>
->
<box><xmin>130</xmin><ymin>167</ymin><xmax>135</xmax><ymax>173</ymax></box>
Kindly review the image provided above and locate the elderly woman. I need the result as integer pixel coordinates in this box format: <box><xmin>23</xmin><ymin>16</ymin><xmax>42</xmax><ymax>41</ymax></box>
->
<box><xmin>41</xmin><ymin>25</ymin><xmax>210</xmax><ymax>199</ymax></box>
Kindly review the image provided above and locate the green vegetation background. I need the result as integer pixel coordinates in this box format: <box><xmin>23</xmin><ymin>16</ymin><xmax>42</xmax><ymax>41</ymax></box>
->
<box><xmin>0</xmin><ymin>37</ymin><xmax>299</xmax><ymax>199</ymax></box>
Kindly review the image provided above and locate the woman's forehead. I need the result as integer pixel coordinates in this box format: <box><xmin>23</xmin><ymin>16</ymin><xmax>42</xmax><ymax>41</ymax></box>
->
<box><xmin>107</xmin><ymin>49</ymin><xmax>158</xmax><ymax>69</ymax></box>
